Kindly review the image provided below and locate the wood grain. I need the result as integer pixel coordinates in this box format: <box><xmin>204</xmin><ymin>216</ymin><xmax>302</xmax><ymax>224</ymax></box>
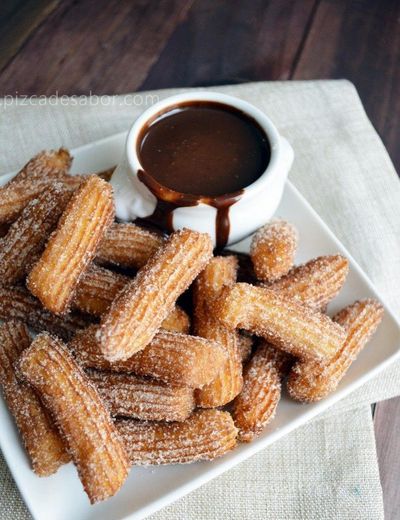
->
<box><xmin>292</xmin><ymin>0</ymin><xmax>400</xmax><ymax>175</ymax></box>
<box><xmin>374</xmin><ymin>397</ymin><xmax>400</xmax><ymax>520</ymax></box>
<box><xmin>0</xmin><ymin>0</ymin><xmax>194</xmax><ymax>96</ymax></box>
<box><xmin>141</xmin><ymin>0</ymin><xmax>317</xmax><ymax>90</ymax></box>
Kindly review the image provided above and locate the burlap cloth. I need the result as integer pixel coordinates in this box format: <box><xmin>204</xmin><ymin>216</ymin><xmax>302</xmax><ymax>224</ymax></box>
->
<box><xmin>1</xmin><ymin>80</ymin><xmax>399</xmax><ymax>519</ymax></box>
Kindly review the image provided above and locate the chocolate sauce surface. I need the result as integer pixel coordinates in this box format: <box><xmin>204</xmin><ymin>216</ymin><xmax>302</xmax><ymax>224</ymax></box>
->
<box><xmin>138</xmin><ymin>102</ymin><xmax>270</xmax><ymax>197</ymax></box>
<box><xmin>137</xmin><ymin>101</ymin><xmax>270</xmax><ymax>248</ymax></box>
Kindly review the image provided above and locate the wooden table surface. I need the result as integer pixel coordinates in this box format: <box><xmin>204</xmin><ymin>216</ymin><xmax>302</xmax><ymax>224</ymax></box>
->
<box><xmin>1</xmin><ymin>1</ymin><xmax>399</xmax><ymax>517</ymax></box>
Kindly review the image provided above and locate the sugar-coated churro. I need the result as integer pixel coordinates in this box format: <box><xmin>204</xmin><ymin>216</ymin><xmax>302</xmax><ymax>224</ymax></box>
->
<box><xmin>232</xmin><ymin>343</ymin><xmax>282</xmax><ymax>442</ymax></box>
<box><xmin>70</xmin><ymin>325</ymin><xmax>227</xmax><ymax>388</ymax></box>
<box><xmin>160</xmin><ymin>305</ymin><xmax>190</xmax><ymax>334</ymax></box>
<box><xmin>0</xmin><ymin>286</ymin><xmax>90</xmax><ymax>341</ymax></box>
<box><xmin>96</xmin><ymin>222</ymin><xmax>165</xmax><ymax>269</ymax></box>
<box><xmin>194</xmin><ymin>256</ymin><xmax>243</xmax><ymax>407</ymax></box>
<box><xmin>27</xmin><ymin>175</ymin><xmax>115</xmax><ymax>314</ymax></box>
<box><xmin>18</xmin><ymin>333</ymin><xmax>129</xmax><ymax>503</ymax></box>
<box><xmin>287</xmin><ymin>299</ymin><xmax>384</xmax><ymax>402</ymax></box>
<box><xmin>216</xmin><ymin>283</ymin><xmax>345</xmax><ymax>362</ymax></box>
<box><xmin>237</xmin><ymin>333</ymin><xmax>253</xmax><ymax>363</ymax></box>
<box><xmin>0</xmin><ymin>184</ymin><xmax>71</xmax><ymax>286</ymax></box>
<box><xmin>88</xmin><ymin>370</ymin><xmax>194</xmax><ymax>422</ymax></box>
<box><xmin>268</xmin><ymin>255</ymin><xmax>349</xmax><ymax>310</ymax></box>
<box><xmin>116</xmin><ymin>409</ymin><xmax>237</xmax><ymax>465</ymax></box>
<box><xmin>97</xmin><ymin>229</ymin><xmax>213</xmax><ymax>361</ymax></box>
<box><xmin>250</xmin><ymin>220</ymin><xmax>298</xmax><ymax>282</ymax></box>
<box><xmin>0</xmin><ymin>149</ymin><xmax>81</xmax><ymax>224</ymax></box>
<box><xmin>0</xmin><ymin>321</ymin><xmax>70</xmax><ymax>476</ymax></box>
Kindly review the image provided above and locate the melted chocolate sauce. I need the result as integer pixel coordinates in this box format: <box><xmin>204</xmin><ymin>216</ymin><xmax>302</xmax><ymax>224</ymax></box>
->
<box><xmin>137</xmin><ymin>101</ymin><xmax>270</xmax><ymax>247</ymax></box>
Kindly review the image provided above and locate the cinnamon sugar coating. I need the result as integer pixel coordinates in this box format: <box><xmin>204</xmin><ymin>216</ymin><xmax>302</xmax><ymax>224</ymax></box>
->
<box><xmin>0</xmin><ymin>149</ymin><xmax>82</xmax><ymax>224</ymax></box>
<box><xmin>0</xmin><ymin>286</ymin><xmax>90</xmax><ymax>341</ymax></box>
<box><xmin>0</xmin><ymin>184</ymin><xmax>71</xmax><ymax>286</ymax></box>
<box><xmin>27</xmin><ymin>175</ymin><xmax>115</xmax><ymax>314</ymax></box>
<box><xmin>268</xmin><ymin>255</ymin><xmax>349</xmax><ymax>310</ymax></box>
<box><xmin>97</xmin><ymin>229</ymin><xmax>213</xmax><ymax>361</ymax></box>
<box><xmin>287</xmin><ymin>299</ymin><xmax>384</xmax><ymax>402</ymax></box>
<box><xmin>116</xmin><ymin>409</ymin><xmax>237</xmax><ymax>465</ymax></box>
<box><xmin>0</xmin><ymin>321</ymin><xmax>70</xmax><ymax>476</ymax></box>
<box><xmin>194</xmin><ymin>256</ymin><xmax>243</xmax><ymax>407</ymax></box>
<box><xmin>18</xmin><ymin>333</ymin><xmax>129</xmax><ymax>503</ymax></box>
<box><xmin>250</xmin><ymin>220</ymin><xmax>298</xmax><ymax>282</ymax></box>
<box><xmin>232</xmin><ymin>343</ymin><xmax>282</xmax><ymax>442</ymax></box>
<box><xmin>216</xmin><ymin>283</ymin><xmax>345</xmax><ymax>362</ymax></box>
<box><xmin>69</xmin><ymin>325</ymin><xmax>227</xmax><ymax>388</ymax></box>
<box><xmin>88</xmin><ymin>370</ymin><xmax>194</xmax><ymax>422</ymax></box>
<box><xmin>96</xmin><ymin>222</ymin><xmax>165</xmax><ymax>269</ymax></box>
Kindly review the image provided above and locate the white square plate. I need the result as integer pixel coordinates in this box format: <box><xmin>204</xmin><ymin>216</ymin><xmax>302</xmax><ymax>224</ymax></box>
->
<box><xmin>1</xmin><ymin>132</ymin><xmax>400</xmax><ymax>520</ymax></box>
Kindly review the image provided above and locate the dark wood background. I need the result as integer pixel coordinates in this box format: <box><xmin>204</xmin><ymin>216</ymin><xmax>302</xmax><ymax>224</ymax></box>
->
<box><xmin>0</xmin><ymin>0</ymin><xmax>399</xmax><ymax>517</ymax></box>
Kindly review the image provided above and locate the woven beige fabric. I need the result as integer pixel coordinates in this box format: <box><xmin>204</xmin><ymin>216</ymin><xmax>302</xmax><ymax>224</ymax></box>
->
<box><xmin>0</xmin><ymin>80</ymin><xmax>398</xmax><ymax>519</ymax></box>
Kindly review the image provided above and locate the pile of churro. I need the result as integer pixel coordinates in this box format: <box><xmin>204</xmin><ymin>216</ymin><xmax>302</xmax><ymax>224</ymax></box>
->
<box><xmin>0</xmin><ymin>149</ymin><xmax>384</xmax><ymax>503</ymax></box>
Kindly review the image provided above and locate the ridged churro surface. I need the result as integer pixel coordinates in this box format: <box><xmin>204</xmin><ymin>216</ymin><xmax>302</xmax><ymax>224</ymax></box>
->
<box><xmin>18</xmin><ymin>333</ymin><xmax>129</xmax><ymax>503</ymax></box>
<box><xmin>268</xmin><ymin>255</ymin><xmax>349</xmax><ymax>310</ymax></box>
<box><xmin>97</xmin><ymin>229</ymin><xmax>212</xmax><ymax>361</ymax></box>
<box><xmin>0</xmin><ymin>286</ymin><xmax>89</xmax><ymax>341</ymax></box>
<box><xmin>70</xmin><ymin>326</ymin><xmax>226</xmax><ymax>388</ymax></box>
<box><xmin>250</xmin><ymin>220</ymin><xmax>298</xmax><ymax>282</ymax></box>
<box><xmin>194</xmin><ymin>256</ymin><xmax>243</xmax><ymax>407</ymax></box>
<box><xmin>232</xmin><ymin>343</ymin><xmax>282</xmax><ymax>442</ymax></box>
<box><xmin>97</xmin><ymin>222</ymin><xmax>165</xmax><ymax>269</ymax></box>
<box><xmin>0</xmin><ymin>321</ymin><xmax>70</xmax><ymax>476</ymax></box>
<box><xmin>27</xmin><ymin>175</ymin><xmax>115</xmax><ymax>314</ymax></box>
<box><xmin>287</xmin><ymin>299</ymin><xmax>383</xmax><ymax>402</ymax></box>
<box><xmin>117</xmin><ymin>409</ymin><xmax>237</xmax><ymax>465</ymax></box>
<box><xmin>0</xmin><ymin>184</ymin><xmax>71</xmax><ymax>286</ymax></box>
<box><xmin>216</xmin><ymin>283</ymin><xmax>345</xmax><ymax>362</ymax></box>
<box><xmin>88</xmin><ymin>370</ymin><xmax>194</xmax><ymax>422</ymax></box>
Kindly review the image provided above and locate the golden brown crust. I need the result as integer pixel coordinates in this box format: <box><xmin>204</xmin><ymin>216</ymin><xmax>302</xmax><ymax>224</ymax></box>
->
<box><xmin>194</xmin><ymin>256</ymin><xmax>243</xmax><ymax>407</ymax></box>
<box><xmin>267</xmin><ymin>255</ymin><xmax>349</xmax><ymax>310</ymax></box>
<box><xmin>18</xmin><ymin>333</ymin><xmax>129</xmax><ymax>503</ymax></box>
<box><xmin>0</xmin><ymin>149</ymin><xmax>81</xmax><ymax>224</ymax></box>
<box><xmin>216</xmin><ymin>283</ymin><xmax>345</xmax><ymax>362</ymax></box>
<box><xmin>160</xmin><ymin>305</ymin><xmax>191</xmax><ymax>334</ymax></box>
<box><xmin>250</xmin><ymin>220</ymin><xmax>298</xmax><ymax>282</ymax></box>
<box><xmin>96</xmin><ymin>222</ymin><xmax>165</xmax><ymax>269</ymax></box>
<box><xmin>0</xmin><ymin>184</ymin><xmax>71</xmax><ymax>286</ymax></box>
<box><xmin>287</xmin><ymin>299</ymin><xmax>384</xmax><ymax>402</ymax></box>
<box><xmin>0</xmin><ymin>321</ymin><xmax>69</xmax><ymax>476</ymax></box>
<box><xmin>27</xmin><ymin>175</ymin><xmax>115</xmax><ymax>314</ymax></box>
<box><xmin>116</xmin><ymin>409</ymin><xmax>237</xmax><ymax>465</ymax></box>
<box><xmin>88</xmin><ymin>370</ymin><xmax>194</xmax><ymax>422</ymax></box>
<box><xmin>97</xmin><ymin>229</ymin><xmax>213</xmax><ymax>361</ymax></box>
<box><xmin>237</xmin><ymin>333</ymin><xmax>253</xmax><ymax>363</ymax></box>
<box><xmin>232</xmin><ymin>343</ymin><xmax>282</xmax><ymax>442</ymax></box>
<box><xmin>69</xmin><ymin>325</ymin><xmax>227</xmax><ymax>388</ymax></box>
<box><xmin>0</xmin><ymin>286</ymin><xmax>90</xmax><ymax>341</ymax></box>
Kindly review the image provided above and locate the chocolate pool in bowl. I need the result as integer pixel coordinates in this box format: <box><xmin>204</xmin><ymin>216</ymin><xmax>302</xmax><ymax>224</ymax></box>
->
<box><xmin>136</xmin><ymin>102</ymin><xmax>271</xmax><ymax>248</ymax></box>
<box><xmin>111</xmin><ymin>91</ymin><xmax>294</xmax><ymax>247</ymax></box>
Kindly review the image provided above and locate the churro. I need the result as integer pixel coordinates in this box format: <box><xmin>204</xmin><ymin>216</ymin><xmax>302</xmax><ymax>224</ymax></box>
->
<box><xmin>0</xmin><ymin>184</ymin><xmax>71</xmax><ymax>286</ymax></box>
<box><xmin>0</xmin><ymin>321</ymin><xmax>69</xmax><ymax>476</ymax></box>
<box><xmin>250</xmin><ymin>220</ymin><xmax>298</xmax><ymax>282</ymax></box>
<box><xmin>268</xmin><ymin>255</ymin><xmax>349</xmax><ymax>310</ymax></box>
<box><xmin>160</xmin><ymin>305</ymin><xmax>190</xmax><ymax>334</ymax></box>
<box><xmin>88</xmin><ymin>370</ymin><xmax>194</xmax><ymax>421</ymax></box>
<box><xmin>97</xmin><ymin>229</ymin><xmax>213</xmax><ymax>361</ymax></box>
<box><xmin>216</xmin><ymin>283</ymin><xmax>345</xmax><ymax>362</ymax></box>
<box><xmin>70</xmin><ymin>325</ymin><xmax>226</xmax><ymax>388</ymax></box>
<box><xmin>0</xmin><ymin>286</ymin><xmax>90</xmax><ymax>341</ymax></box>
<box><xmin>237</xmin><ymin>333</ymin><xmax>253</xmax><ymax>363</ymax></box>
<box><xmin>287</xmin><ymin>299</ymin><xmax>384</xmax><ymax>402</ymax></box>
<box><xmin>18</xmin><ymin>333</ymin><xmax>129</xmax><ymax>503</ymax></box>
<box><xmin>27</xmin><ymin>175</ymin><xmax>115</xmax><ymax>314</ymax></box>
<box><xmin>116</xmin><ymin>409</ymin><xmax>237</xmax><ymax>465</ymax></box>
<box><xmin>232</xmin><ymin>343</ymin><xmax>282</xmax><ymax>442</ymax></box>
<box><xmin>194</xmin><ymin>256</ymin><xmax>243</xmax><ymax>407</ymax></box>
<box><xmin>0</xmin><ymin>149</ymin><xmax>82</xmax><ymax>224</ymax></box>
<box><xmin>96</xmin><ymin>222</ymin><xmax>165</xmax><ymax>269</ymax></box>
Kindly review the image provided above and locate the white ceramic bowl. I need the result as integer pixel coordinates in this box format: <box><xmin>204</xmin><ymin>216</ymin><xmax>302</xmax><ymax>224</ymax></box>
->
<box><xmin>111</xmin><ymin>91</ymin><xmax>294</xmax><ymax>246</ymax></box>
